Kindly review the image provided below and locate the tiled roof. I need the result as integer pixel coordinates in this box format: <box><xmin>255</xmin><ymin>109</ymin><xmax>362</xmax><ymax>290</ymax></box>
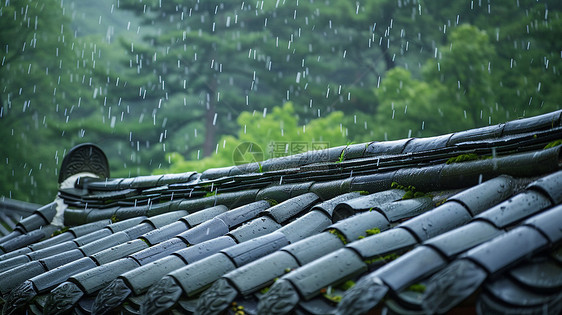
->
<box><xmin>0</xmin><ymin>110</ymin><xmax>561</xmax><ymax>315</ymax></box>
<box><xmin>0</xmin><ymin>198</ymin><xmax>40</xmax><ymax>241</ymax></box>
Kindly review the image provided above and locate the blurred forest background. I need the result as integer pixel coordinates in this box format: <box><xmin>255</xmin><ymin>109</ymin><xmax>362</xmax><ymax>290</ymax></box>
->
<box><xmin>1</xmin><ymin>0</ymin><xmax>561</xmax><ymax>203</ymax></box>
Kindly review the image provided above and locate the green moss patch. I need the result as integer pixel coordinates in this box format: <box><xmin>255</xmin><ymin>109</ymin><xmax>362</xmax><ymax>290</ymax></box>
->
<box><xmin>205</xmin><ymin>191</ymin><xmax>218</xmax><ymax>198</ymax></box>
<box><xmin>230</xmin><ymin>302</ymin><xmax>246</xmax><ymax>315</ymax></box>
<box><xmin>323</xmin><ymin>293</ymin><xmax>342</xmax><ymax>303</ymax></box>
<box><xmin>259</xmin><ymin>287</ymin><xmax>270</xmax><ymax>294</ymax></box>
<box><xmin>358</xmin><ymin>228</ymin><xmax>381</xmax><ymax>239</ymax></box>
<box><xmin>391</xmin><ymin>182</ymin><xmax>432</xmax><ymax>200</ymax></box>
<box><xmin>266</xmin><ymin>198</ymin><xmax>279</xmax><ymax>206</ymax></box>
<box><xmin>0</xmin><ymin>221</ymin><xmax>11</xmax><ymax>232</ymax></box>
<box><xmin>321</xmin><ymin>280</ymin><xmax>356</xmax><ymax>304</ymax></box>
<box><xmin>356</xmin><ymin>190</ymin><xmax>370</xmax><ymax>195</ymax></box>
<box><xmin>544</xmin><ymin>139</ymin><xmax>562</xmax><ymax>149</ymax></box>
<box><xmin>435</xmin><ymin>198</ymin><xmax>447</xmax><ymax>206</ymax></box>
<box><xmin>335</xmin><ymin>149</ymin><xmax>346</xmax><ymax>163</ymax></box>
<box><xmin>339</xmin><ymin>280</ymin><xmax>356</xmax><ymax>291</ymax></box>
<box><xmin>407</xmin><ymin>283</ymin><xmax>426</xmax><ymax>293</ymax></box>
<box><xmin>446</xmin><ymin>153</ymin><xmax>480</xmax><ymax>164</ymax></box>
<box><xmin>52</xmin><ymin>226</ymin><xmax>69</xmax><ymax>236</ymax></box>
<box><xmin>364</xmin><ymin>253</ymin><xmax>399</xmax><ymax>265</ymax></box>
<box><xmin>366</xmin><ymin>228</ymin><xmax>381</xmax><ymax>235</ymax></box>
<box><xmin>329</xmin><ymin>229</ymin><xmax>348</xmax><ymax>244</ymax></box>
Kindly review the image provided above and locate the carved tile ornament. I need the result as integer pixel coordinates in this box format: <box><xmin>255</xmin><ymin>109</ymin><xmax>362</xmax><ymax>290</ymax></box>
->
<box><xmin>2</xmin><ymin>280</ymin><xmax>37</xmax><ymax>315</ymax></box>
<box><xmin>195</xmin><ymin>278</ymin><xmax>238</xmax><ymax>315</ymax></box>
<box><xmin>59</xmin><ymin>143</ymin><xmax>109</xmax><ymax>183</ymax></box>
<box><xmin>44</xmin><ymin>282</ymin><xmax>84</xmax><ymax>315</ymax></box>
<box><xmin>90</xmin><ymin>278</ymin><xmax>132</xmax><ymax>315</ymax></box>
<box><xmin>140</xmin><ymin>276</ymin><xmax>183</xmax><ymax>315</ymax></box>
<box><xmin>257</xmin><ymin>279</ymin><xmax>299</xmax><ymax>314</ymax></box>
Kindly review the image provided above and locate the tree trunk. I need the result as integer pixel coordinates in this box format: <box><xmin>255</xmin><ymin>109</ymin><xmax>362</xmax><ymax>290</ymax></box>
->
<box><xmin>381</xmin><ymin>42</ymin><xmax>395</xmax><ymax>71</ymax></box>
<box><xmin>203</xmin><ymin>75</ymin><xmax>217</xmax><ymax>157</ymax></box>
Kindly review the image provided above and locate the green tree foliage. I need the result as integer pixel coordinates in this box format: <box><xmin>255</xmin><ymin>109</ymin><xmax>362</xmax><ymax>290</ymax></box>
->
<box><xmin>485</xmin><ymin>1</ymin><xmax>562</xmax><ymax>117</ymax></box>
<box><xmin>118</xmin><ymin>0</ymin><xmax>560</xmax><ymax>161</ymax></box>
<box><xmin>158</xmin><ymin>102</ymin><xmax>349</xmax><ymax>173</ymax></box>
<box><xmin>0</xmin><ymin>0</ymin><xmax>84</xmax><ymax>202</ymax></box>
<box><xmin>114</xmin><ymin>0</ymin><xmax>465</xmax><ymax>157</ymax></box>
<box><xmin>0</xmin><ymin>0</ymin><xmax>152</xmax><ymax>201</ymax></box>
<box><xmin>366</xmin><ymin>25</ymin><xmax>495</xmax><ymax>140</ymax></box>
<box><xmin>372</xmin><ymin>15</ymin><xmax>561</xmax><ymax>141</ymax></box>
<box><xmin>424</xmin><ymin>24</ymin><xmax>496</xmax><ymax>127</ymax></box>
<box><xmin>422</xmin><ymin>0</ymin><xmax>562</xmax><ymax>119</ymax></box>
<box><xmin>116</xmin><ymin>0</ymin><xmax>275</xmax><ymax>157</ymax></box>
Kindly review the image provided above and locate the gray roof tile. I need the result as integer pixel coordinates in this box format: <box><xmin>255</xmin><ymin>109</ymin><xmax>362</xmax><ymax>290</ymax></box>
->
<box><xmin>139</xmin><ymin>220</ymin><xmax>187</xmax><ymax>245</ymax></box>
<box><xmin>0</xmin><ymin>254</ymin><xmax>30</xmax><ymax>273</ymax></box>
<box><xmin>276</xmin><ymin>210</ymin><xmax>332</xmax><ymax>243</ymax></box>
<box><xmin>398</xmin><ymin>201</ymin><xmax>472</xmax><ymax>242</ymax></box>
<box><xmin>477</xmin><ymin>283</ymin><xmax>562</xmax><ymax>314</ymax></box>
<box><xmin>262</xmin><ymin>192</ymin><xmax>319</xmax><ymax>223</ymax></box>
<box><xmin>227</xmin><ymin>216</ymin><xmax>281</xmax><ymax>243</ymax></box>
<box><xmin>2</xmin><ymin>110</ymin><xmax>562</xmax><ymax>314</ymax></box>
<box><xmin>509</xmin><ymin>256</ymin><xmax>562</xmax><ymax>291</ymax></box>
<box><xmin>417</xmin><ymin>203</ymin><xmax>562</xmax><ymax>314</ymax></box>
<box><xmin>424</xmin><ymin>220</ymin><xmax>502</xmax><ymax>258</ymax></box>
<box><xmin>332</xmin><ymin>189</ymin><xmax>404</xmax><ymax>219</ymax></box>
<box><xmin>177</xmin><ymin>217</ymin><xmax>229</xmax><ymax>245</ymax></box>
<box><xmin>329</xmin><ymin>210</ymin><xmax>390</xmax><ymax>242</ymax></box>
<box><xmin>74</xmin><ymin>257</ymin><xmax>140</xmax><ymax>295</ymax></box>
<box><xmin>90</xmin><ymin>239</ymin><xmax>148</xmax><ymax>265</ymax></box>
<box><xmin>16</xmin><ymin>213</ymin><xmax>49</xmax><ymax>234</ymax></box>
<box><xmin>466</xmin><ymin>226</ymin><xmax>548</xmax><ymax>274</ymax></box>
<box><xmin>33</xmin><ymin>257</ymin><xmax>97</xmax><ymax>292</ymax></box>
<box><xmin>527</xmin><ymin>170</ymin><xmax>562</xmax><ymax>204</ymax></box>
<box><xmin>475</xmin><ymin>190</ymin><xmax>552</xmax><ymax>228</ymax></box>
<box><xmin>221</xmin><ymin>231</ymin><xmax>289</xmax><ymax>267</ymax></box>
<box><xmin>402</xmin><ymin>134</ymin><xmax>453</xmax><ymax>153</ymax></box>
<box><xmin>0</xmin><ymin>261</ymin><xmax>45</xmax><ymax>295</ymax></box>
<box><xmin>214</xmin><ymin>200</ymin><xmax>269</xmax><ymax>228</ymax></box>
<box><xmin>282</xmin><ymin>231</ymin><xmax>344</xmax><ymax>266</ymax></box>
<box><xmin>67</xmin><ymin>219</ymin><xmax>113</xmax><ymax>238</ymax></box>
<box><xmin>365</xmin><ymin>138</ymin><xmax>410</xmax><ymax>156</ymax></box>
<box><xmin>485</xmin><ymin>276</ymin><xmax>555</xmax><ymax>307</ymax></box>
<box><xmin>310</xmin><ymin>191</ymin><xmax>361</xmax><ymax>218</ymax></box>
<box><xmin>124</xmin><ymin>255</ymin><xmax>186</xmax><ymax>295</ymax></box>
<box><xmin>172</xmin><ymin>236</ymin><xmax>236</xmax><ymax>265</ymax></box>
<box><xmin>27</xmin><ymin>240</ymin><xmax>79</xmax><ymax>261</ymax></box>
<box><xmin>79</xmin><ymin>231</ymin><xmax>133</xmax><ymax>256</ymax></box>
<box><xmin>347</xmin><ymin>227</ymin><xmax>418</xmax><ymax>260</ymax></box>
<box><xmin>447</xmin><ymin>123</ymin><xmax>505</xmax><ymax>145</ymax></box>
<box><xmin>376</xmin><ymin>196</ymin><xmax>433</xmax><ymax>223</ymax></box>
<box><xmin>171</xmin><ymin>253</ymin><xmax>236</xmax><ymax>297</ymax></box>
<box><xmin>376</xmin><ymin>246</ymin><xmax>447</xmax><ymax>292</ymax></box>
<box><xmin>225</xmin><ymin>251</ymin><xmax>300</xmax><ymax>295</ymax></box>
<box><xmin>181</xmin><ymin>204</ymin><xmax>228</xmax><ymax>227</ymax></box>
<box><xmin>285</xmin><ymin>247</ymin><xmax>367</xmax><ymax>300</ymax></box>
<box><xmin>447</xmin><ymin>175</ymin><xmax>515</xmax><ymax>216</ymax></box>
<box><xmin>523</xmin><ymin>203</ymin><xmax>562</xmax><ymax>243</ymax></box>
<box><xmin>130</xmin><ymin>237</ymin><xmax>186</xmax><ymax>265</ymax></box>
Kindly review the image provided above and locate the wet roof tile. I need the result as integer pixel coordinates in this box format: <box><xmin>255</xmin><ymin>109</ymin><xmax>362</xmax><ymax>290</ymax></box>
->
<box><xmin>0</xmin><ymin>110</ymin><xmax>561</xmax><ymax>314</ymax></box>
